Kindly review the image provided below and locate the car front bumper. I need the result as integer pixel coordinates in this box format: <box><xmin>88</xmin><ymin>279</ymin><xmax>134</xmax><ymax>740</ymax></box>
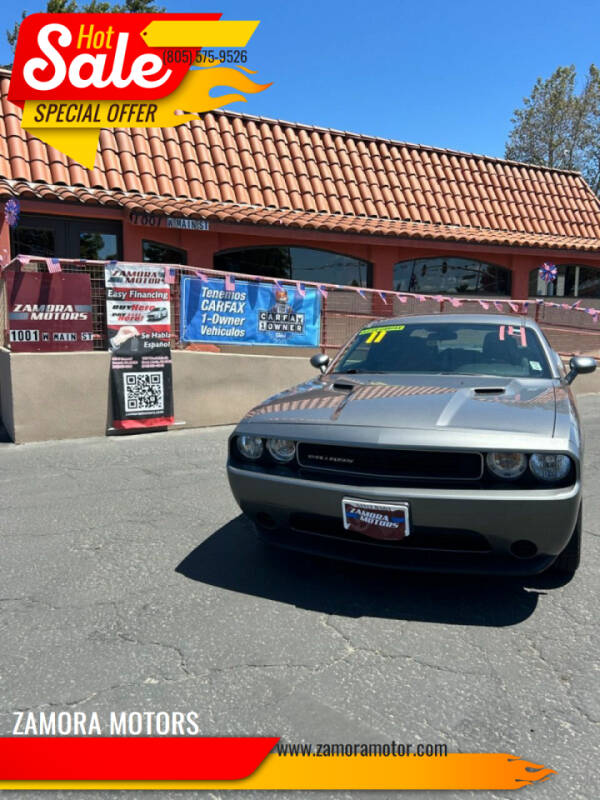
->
<box><xmin>227</xmin><ymin>464</ymin><xmax>581</xmax><ymax>575</ymax></box>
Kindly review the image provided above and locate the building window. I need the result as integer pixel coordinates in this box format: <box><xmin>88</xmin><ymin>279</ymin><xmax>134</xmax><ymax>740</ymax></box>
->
<box><xmin>80</xmin><ymin>231</ymin><xmax>119</xmax><ymax>261</ymax></box>
<box><xmin>11</xmin><ymin>214</ymin><xmax>122</xmax><ymax>261</ymax></box>
<box><xmin>143</xmin><ymin>240</ymin><xmax>187</xmax><ymax>265</ymax></box>
<box><xmin>394</xmin><ymin>257</ymin><xmax>511</xmax><ymax>295</ymax></box>
<box><xmin>213</xmin><ymin>246</ymin><xmax>371</xmax><ymax>287</ymax></box>
<box><xmin>529</xmin><ymin>264</ymin><xmax>600</xmax><ymax>298</ymax></box>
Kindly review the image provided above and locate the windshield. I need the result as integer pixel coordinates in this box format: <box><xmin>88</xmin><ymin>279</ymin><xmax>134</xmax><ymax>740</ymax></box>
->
<box><xmin>334</xmin><ymin>322</ymin><xmax>553</xmax><ymax>379</ymax></box>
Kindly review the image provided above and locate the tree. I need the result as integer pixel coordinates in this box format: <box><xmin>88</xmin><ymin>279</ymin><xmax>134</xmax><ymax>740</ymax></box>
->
<box><xmin>6</xmin><ymin>0</ymin><xmax>165</xmax><ymax>55</ymax></box>
<box><xmin>505</xmin><ymin>64</ymin><xmax>600</xmax><ymax>195</ymax></box>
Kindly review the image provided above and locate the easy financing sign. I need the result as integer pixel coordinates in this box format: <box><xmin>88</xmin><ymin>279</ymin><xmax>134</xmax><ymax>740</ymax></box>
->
<box><xmin>180</xmin><ymin>277</ymin><xmax>321</xmax><ymax>347</ymax></box>
<box><xmin>104</xmin><ymin>263</ymin><xmax>174</xmax><ymax>430</ymax></box>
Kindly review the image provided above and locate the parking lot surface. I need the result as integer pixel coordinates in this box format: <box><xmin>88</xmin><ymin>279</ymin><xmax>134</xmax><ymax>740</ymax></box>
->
<box><xmin>1</xmin><ymin>396</ymin><xmax>600</xmax><ymax>800</ymax></box>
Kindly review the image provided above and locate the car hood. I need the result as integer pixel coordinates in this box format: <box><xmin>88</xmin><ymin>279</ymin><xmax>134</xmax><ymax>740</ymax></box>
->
<box><xmin>243</xmin><ymin>374</ymin><xmax>559</xmax><ymax>436</ymax></box>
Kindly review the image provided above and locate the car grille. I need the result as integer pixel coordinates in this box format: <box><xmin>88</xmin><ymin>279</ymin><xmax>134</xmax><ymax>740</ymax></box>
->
<box><xmin>296</xmin><ymin>443</ymin><xmax>483</xmax><ymax>481</ymax></box>
<box><xmin>288</xmin><ymin>513</ymin><xmax>491</xmax><ymax>553</ymax></box>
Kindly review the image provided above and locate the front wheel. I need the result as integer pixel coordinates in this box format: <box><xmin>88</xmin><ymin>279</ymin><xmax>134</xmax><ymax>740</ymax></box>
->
<box><xmin>549</xmin><ymin>505</ymin><xmax>582</xmax><ymax>579</ymax></box>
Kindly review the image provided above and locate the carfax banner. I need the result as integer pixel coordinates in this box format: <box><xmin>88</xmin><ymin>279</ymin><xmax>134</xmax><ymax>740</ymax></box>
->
<box><xmin>180</xmin><ymin>276</ymin><xmax>321</xmax><ymax>346</ymax></box>
<box><xmin>104</xmin><ymin>262</ymin><xmax>174</xmax><ymax>429</ymax></box>
<box><xmin>4</xmin><ymin>270</ymin><xmax>93</xmax><ymax>352</ymax></box>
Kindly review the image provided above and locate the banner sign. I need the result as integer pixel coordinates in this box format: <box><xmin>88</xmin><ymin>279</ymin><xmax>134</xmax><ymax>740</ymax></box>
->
<box><xmin>8</xmin><ymin>13</ymin><xmax>271</xmax><ymax>167</ymax></box>
<box><xmin>180</xmin><ymin>277</ymin><xmax>321</xmax><ymax>346</ymax></box>
<box><xmin>104</xmin><ymin>263</ymin><xmax>174</xmax><ymax>429</ymax></box>
<box><xmin>0</xmin><ymin>737</ymin><xmax>555</xmax><ymax>790</ymax></box>
<box><xmin>4</xmin><ymin>270</ymin><xmax>93</xmax><ymax>352</ymax></box>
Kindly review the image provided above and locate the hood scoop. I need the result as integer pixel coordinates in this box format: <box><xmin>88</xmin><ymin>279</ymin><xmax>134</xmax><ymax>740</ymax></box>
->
<box><xmin>473</xmin><ymin>387</ymin><xmax>506</xmax><ymax>395</ymax></box>
<box><xmin>332</xmin><ymin>381</ymin><xmax>357</xmax><ymax>392</ymax></box>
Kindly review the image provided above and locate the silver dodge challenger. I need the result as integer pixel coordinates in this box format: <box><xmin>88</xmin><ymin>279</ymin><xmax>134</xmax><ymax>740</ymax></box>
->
<box><xmin>227</xmin><ymin>314</ymin><xmax>596</xmax><ymax>578</ymax></box>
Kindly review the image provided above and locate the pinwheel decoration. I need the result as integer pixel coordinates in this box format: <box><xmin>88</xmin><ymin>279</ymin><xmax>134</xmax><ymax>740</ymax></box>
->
<box><xmin>4</xmin><ymin>198</ymin><xmax>19</xmax><ymax>228</ymax></box>
<box><xmin>539</xmin><ymin>262</ymin><xmax>558</xmax><ymax>283</ymax></box>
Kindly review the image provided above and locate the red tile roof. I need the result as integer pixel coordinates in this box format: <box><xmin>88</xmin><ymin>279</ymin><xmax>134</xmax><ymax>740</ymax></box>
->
<box><xmin>2</xmin><ymin>69</ymin><xmax>600</xmax><ymax>251</ymax></box>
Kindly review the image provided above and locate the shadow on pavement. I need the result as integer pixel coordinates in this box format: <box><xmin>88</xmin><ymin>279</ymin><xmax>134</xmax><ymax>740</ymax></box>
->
<box><xmin>176</xmin><ymin>515</ymin><xmax>556</xmax><ymax>626</ymax></box>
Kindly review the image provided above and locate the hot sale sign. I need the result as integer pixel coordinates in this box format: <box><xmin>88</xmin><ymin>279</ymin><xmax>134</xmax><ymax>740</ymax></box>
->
<box><xmin>8</xmin><ymin>14</ymin><xmax>204</xmax><ymax>101</ymax></box>
<box><xmin>8</xmin><ymin>13</ymin><xmax>270</xmax><ymax>167</ymax></box>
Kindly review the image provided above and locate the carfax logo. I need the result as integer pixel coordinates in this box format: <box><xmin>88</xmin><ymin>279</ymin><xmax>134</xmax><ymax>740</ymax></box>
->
<box><xmin>258</xmin><ymin>288</ymin><xmax>306</xmax><ymax>335</ymax></box>
<box><xmin>8</xmin><ymin>12</ymin><xmax>271</xmax><ymax>167</ymax></box>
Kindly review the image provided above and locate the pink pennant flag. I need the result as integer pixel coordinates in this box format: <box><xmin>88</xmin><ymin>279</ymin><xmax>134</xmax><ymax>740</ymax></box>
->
<box><xmin>296</xmin><ymin>281</ymin><xmax>306</xmax><ymax>297</ymax></box>
<box><xmin>165</xmin><ymin>268</ymin><xmax>176</xmax><ymax>284</ymax></box>
<box><xmin>47</xmin><ymin>258</ymin><xmax>61</xmax><ymax>274</ymax></box>
<box><xmin>416</xmin><ymin>294</ymin><xmax>426</xmax><ymax>302</ymax></box>
<box><xmin>448</xmin><ymin>297</ymin><xmax>462</xmax><ymax>308</ymax></box>
<box><xmin>508</xmin><ymin>302</ymin><xmax>519</xmax><ymax>312</ymax></box>
<box><xmin>433</xmin><ymin>294</ymin><xmax>446</xmax><ymax>303</ymax></box>
<box><xmin>561</xmin><ymin>303</ymin><xmax>571</xmax><ymax>310</ymax></box>
<box><xmin>493</xmin><ymin>301</ymin><xmax>503</xmax><ymax>311</ymax></box>
<box><xmin>17</xmin><ymin>254</ymin><xmax>32</xmax><ymax>265</ymax></box>
<box><xmin>378</xmin><ymin>291</ymin><xmax>388</xmax><ymax>304</ymax></box>
<box><xmin>318</xmin><ymin>285</ymin><xmax>328</xmax><ymax>298</ymax></box>
<box><xmin>225</xmin><ymin>274</ymin><xmax>235</xmax><ymax>292</ymax></box>
<box><xmin>396</xmin><ymin>294</ymin><xmax>408</xmax><ymax>304</ymax></box>
<box><xmin>572</xmin><ymin>300</ymin><xmax>581</xmax><ymax>309</ymax></box>
<box><xmin>194</xmin><ymin>270</ymin><xmax>208</xmax><ymax>281</ymax></box>
<box><xmin>478</xmin><ymin>300</ymin><xmax>490</xmax><ymax>310</ymax></box>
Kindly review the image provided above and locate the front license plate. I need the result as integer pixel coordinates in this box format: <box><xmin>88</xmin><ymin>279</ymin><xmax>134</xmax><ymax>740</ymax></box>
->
<box><xmin>342</xmin><ymin>498</ymin><xmax>410</xmax><ymax>541</ymax></box>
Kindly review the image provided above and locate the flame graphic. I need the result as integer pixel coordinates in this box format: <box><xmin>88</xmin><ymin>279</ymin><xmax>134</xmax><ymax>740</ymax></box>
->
<box><xmin>509</xmin><ymin>758</ymin><xmax>557</xmax><ymax>786</ymax></box>
<box><xmin>157</xmin><ymin>66</ymin><xmax>272</xmax><ymax>125</ymax></box>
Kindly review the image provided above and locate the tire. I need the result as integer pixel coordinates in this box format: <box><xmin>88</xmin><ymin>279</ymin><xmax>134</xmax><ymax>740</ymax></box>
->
<box><xmin>550</xmin><ymin>505</ymin><xmax>582</xmax><ymax>578</ymax></box>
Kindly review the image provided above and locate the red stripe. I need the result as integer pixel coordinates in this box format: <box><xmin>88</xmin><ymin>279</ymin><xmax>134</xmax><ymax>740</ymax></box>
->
<box><xmin>0</xmin><ymin>737</ymin><xmax>278</xmax><ymax>780</ymax></box>
<box><xmin>112</xmin><ymin>416</ymin><xmax>174</xmax><ymax>429</ymax></box>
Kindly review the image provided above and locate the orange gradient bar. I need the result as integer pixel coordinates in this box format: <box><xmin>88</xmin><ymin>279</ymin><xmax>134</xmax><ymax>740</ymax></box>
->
<box><xmin>0</xmin><ymin>747</ymin><xmax>555</xmax><ymax>791</ymax></box>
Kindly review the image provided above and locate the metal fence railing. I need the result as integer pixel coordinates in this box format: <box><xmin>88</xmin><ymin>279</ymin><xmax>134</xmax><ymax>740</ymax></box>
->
<box><xmin>2</xmin><ymin>255</ymin><xmax>600</xmax><ymax>357</ymax></box>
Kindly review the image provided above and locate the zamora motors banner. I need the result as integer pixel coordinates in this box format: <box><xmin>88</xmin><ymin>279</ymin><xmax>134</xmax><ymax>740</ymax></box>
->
<box><xmin>4</xmin><ymin>271</ymin><xmax>93</xmax><ymax>352</ymax></box>
<box><xmin>104</xmin><ymin>262</ymin><xmax>174</xmax><ymax>429</ymax></box>
<box><xmin>0</xmin><ymin>737</ymin><xmax>555</xmax><ymax>789</ymax></box>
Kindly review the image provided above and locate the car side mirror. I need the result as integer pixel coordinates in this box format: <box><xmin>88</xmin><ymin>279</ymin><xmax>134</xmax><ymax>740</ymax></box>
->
<box><xmin>566</xmin><ymin>355</ymin><xmax>597</xmax><ymax>384</ymax></box>
<box><xmin>310</xmin><ymin>353</ymin><xmax>330</xmax><ymax>373</ymax></box>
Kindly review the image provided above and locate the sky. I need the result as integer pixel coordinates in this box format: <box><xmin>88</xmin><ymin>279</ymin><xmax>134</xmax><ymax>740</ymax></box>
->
<box><xmin>3</xmin><ymin>0</ymin><xmax>600</xmax><ymax>159</ymax></box>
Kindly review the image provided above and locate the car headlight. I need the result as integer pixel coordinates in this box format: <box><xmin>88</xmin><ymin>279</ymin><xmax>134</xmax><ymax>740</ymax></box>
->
<box><xmin>266</xmin><ymin>438</ymin><xmax>296</xmax><ymax>462</ymax></box>
<box><xmin>486</xmin><ymin>452</ymin><xmax>528</xmax><ymax>480</ymax></box>
<box><xmin>236</xmin><ymin>435</ymin><xmax>264</xmax><ymax>460</ymax></box>
<box><xmin>529</xmin><ymin>453</ymin><xmax>571</xmax><ymax>483</ymax></box>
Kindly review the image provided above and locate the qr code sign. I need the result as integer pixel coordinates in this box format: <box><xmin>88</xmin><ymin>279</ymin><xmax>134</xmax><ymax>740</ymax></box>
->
<box><xmin>123</xmin><ymin>371</ymin><xmax>164</xmax><ymax>413</ymax></box>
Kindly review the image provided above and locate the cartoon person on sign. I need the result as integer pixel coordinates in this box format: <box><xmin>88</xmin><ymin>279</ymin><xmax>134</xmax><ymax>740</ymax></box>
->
<box><xmin>270</xmin><ymin>288</ymin><xmax>293</xmax><ymax>315</ymax></box>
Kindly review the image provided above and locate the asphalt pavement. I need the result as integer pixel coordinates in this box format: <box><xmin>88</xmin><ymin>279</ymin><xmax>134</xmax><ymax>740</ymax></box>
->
<box><xmin>1</xmin><ymin>396</ymin><xmax>600</xmax><ymax>800</ymax></box>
